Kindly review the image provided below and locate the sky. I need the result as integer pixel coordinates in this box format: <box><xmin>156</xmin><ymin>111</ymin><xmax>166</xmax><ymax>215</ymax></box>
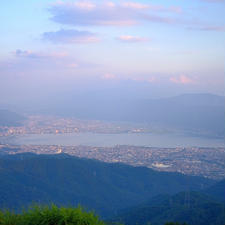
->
<box><xmin>0</xmin><ymin>0</ymin><xmax>225</xmax><ymax>105</ymax></box>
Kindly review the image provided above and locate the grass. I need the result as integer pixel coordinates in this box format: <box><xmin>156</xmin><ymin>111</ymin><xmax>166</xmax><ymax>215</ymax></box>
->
<box><xmin>0</xmin><ymin>204</ymin><xmax>105</xmax><ymax>225</ymax></box>
<box><xmin>0</xmin><ymin>204</ymin><xmax>189</xmax><ymax>225</ymax></box>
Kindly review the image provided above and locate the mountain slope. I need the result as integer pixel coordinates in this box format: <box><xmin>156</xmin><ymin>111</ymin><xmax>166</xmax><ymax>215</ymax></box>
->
<box><xmin>204</xmin><ymin>179</ymin><xmax>225</xmax><ymax>201</ymax></box>
<box><xmin>0</xmin><ymin>153</ymin><xmax>214</xmax><ymax>217</ymax></box>
<box><xmin>112</xmin><ymin>192</ymin><xmax>225</xmax><ymax>225</ymax></box>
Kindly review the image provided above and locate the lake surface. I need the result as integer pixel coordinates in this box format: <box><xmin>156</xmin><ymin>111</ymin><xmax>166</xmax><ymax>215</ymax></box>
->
<box><xmin>5</xmin><ymin>132</ymin><xmax>225</xmax><ymax>148</ymax></box>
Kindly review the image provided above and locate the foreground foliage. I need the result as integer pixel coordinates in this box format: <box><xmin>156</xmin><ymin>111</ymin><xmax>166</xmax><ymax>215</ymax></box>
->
<box><xmin>0</xmin><ymin>205</ymin><xmax>105</xmax><ymax>225</ymax></box>
<box><xmin>0</xmin><ymin>205</ymin><xmax>190</xmax><ymax>225</ymax></box>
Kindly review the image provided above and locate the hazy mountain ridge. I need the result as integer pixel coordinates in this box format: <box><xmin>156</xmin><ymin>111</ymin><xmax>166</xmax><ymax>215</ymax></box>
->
<box><xmin>0</xmin><ymin>153</ymin><xmax>214</xmax><ymax>217</ymax></box>
<box><xmin>32</xmin><ymin>93</ymin><xmax>224</xmax><ymax>137</ymax></box>
<box><xmin>134</xmin><ymin>93</ymin><xmax>225</xmax><ymax>137</ymax></box>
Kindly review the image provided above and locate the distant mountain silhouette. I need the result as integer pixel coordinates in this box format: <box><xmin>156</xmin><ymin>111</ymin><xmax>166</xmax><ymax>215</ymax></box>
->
<box><xmin>134</xmin><ymin>93</ymin><xmax>225</xmax><ymax>136</ymax></box>
<box><xmin>35</xmin><ymin>93</ymin><xmax>225</xmax><ymax>137</ymax></box>
<box><xmin>0</xmin><ymin>153</ymin><xmax>214</xmax><ymax>217</ymax></box>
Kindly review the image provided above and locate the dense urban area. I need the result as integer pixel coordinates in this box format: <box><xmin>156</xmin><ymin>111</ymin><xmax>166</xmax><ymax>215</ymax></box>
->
<box><xmin>0</xmin><ymin>115</ymin><xmax>155</xmax><ymax>136</ymax></box>
<box><xmin>1</xmin><ymin>144</ymin><xmax>224</xmax><ymax>180</ymax></box>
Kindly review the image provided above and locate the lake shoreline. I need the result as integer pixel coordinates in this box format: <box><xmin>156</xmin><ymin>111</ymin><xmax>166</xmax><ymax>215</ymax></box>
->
<box><xmin>1</xmin><ymin>132</ymin><xmax>224</xmax><ymax>148</ymax></box>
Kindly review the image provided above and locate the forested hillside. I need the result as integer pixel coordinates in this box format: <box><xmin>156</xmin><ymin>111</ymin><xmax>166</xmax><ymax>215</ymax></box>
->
<box><xmin>112</xmin><ymin>192</ymin><xmax>225</xmax><ymax>225</ymax></box>
<box><xmin>0</xmin><ymin>153</ymin><xmax>214</xmax><ymax>217</ymax></box>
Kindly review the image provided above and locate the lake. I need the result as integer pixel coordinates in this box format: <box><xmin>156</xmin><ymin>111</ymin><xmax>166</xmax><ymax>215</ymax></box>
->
<box><xmin>4</xmin><ymin>132</ymin><xmax>225</xmax><ymax>148</ymax></box>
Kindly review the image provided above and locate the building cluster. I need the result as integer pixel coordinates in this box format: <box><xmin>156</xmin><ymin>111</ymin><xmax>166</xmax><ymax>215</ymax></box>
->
<box><xmin>1</xmin><ymin>144</ymin><xmax>224</xmax><ymax>180</ymax></box>
<box><xmin>0</xmin><ymin>115</ymin><xmax>151</xmax><ymax>137</ymax></box>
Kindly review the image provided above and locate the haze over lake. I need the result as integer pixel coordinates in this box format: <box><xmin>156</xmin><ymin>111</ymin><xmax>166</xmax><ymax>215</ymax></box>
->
<box><xmin>7</xmin><ymin>132</ymin><xmax>225</xmax><ymax>148</ymax></box>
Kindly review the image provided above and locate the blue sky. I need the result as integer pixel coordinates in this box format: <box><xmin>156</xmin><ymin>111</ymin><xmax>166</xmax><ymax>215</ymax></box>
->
<box><xmin>0</xmin><ymin>0</ymin><xmax>224</xmax><ymax>104</ymax></box>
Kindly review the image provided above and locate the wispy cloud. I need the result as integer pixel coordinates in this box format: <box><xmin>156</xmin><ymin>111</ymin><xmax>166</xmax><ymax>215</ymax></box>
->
<box><xmin>42</xmin><ymin>29</ymin><xmax>100</xmax><ymax>44</ymax></box>
<box><xmin>121</xmin><ymin>2</ymin><xmax>150</xmax><ymax>10</ymax></box>
<box><xmin>47</xmin><ymin>1</ymin><xmax>224</xmax><ymax>32</ymax></box>
<box><xmin>48</xmin><ymin>1</ymin><xmax>181</xmax><ymax>27</ymax></box>
<box><xmin>14</xmin><ymin>49</ymin><xmax>67</xmax><ymax>59</ymax></box>
<box><xmin>67</xmin><ymin>63</ymin><xmax>79</xmax><ymax>68</ymax></box>
<box><xmin>187</xmin><ymin>25</ymin><xmax>225</xmax><ymax>32</ymax></box>
<box><xmin>117</xmin><ymin>35</ymin><xmax>150</xmax><ymax>43</ymax></box>
<box><xmin>199</xmin><ymin>0</ymin><xmax>225</xmax><ymax>3</ymax></box>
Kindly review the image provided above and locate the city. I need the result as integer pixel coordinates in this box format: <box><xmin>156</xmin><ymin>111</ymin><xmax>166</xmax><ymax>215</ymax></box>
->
<box><xmin>0</xmin><ymin>115</ymin><xmax>156</xmax><ymax>137</ymax></box>
<box><xmin>1</xmin><ymin>144</ymin><xmax>224</xmax><ymax>180</ymax></box>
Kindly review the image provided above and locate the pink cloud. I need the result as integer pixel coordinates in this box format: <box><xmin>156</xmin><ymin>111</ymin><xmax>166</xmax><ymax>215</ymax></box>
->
<box><xmin>48</xmin><ymin>1</ymin><xmax>224</xmax><ymax>31</ymax></box>
<box><xmin>117</xmin><ymin>35</ymin><xmax>150</xmax><ymax>42</ymax></box>
<box><xmin>49</xmin><ymin>1</ymin><xmax>182</xmax><ymax>27</ymax></box>
<box><xmin>68</xmin><ymin>63</ymin><xmax>79</xmax><ymax>68</ymax></box>
<box><xmin>98</xmin><ymin>20</ymin><xmax>137</xmax><ymax>26</ymax></box>
<box><xmin>122</xmin><ymin>2</ymin><xmax>182</xmax><ymax>13</ymax></box>
<box><xmin>102</xmin><ymin>73</ymin><xmax>116</xmax><ymax>80</ymax></box>
<box><xmin>104</xmin><ymin>2</ymin><xmax>116</xmax><ymax>8</ymax></box>
<box><xmin>121</xmin><ymin>2</ymin><xmax>150</xmax><ymax>9</ymax></box>
<box><xmin>74</xmin><ymin>1</ymin><xmax>96</xmax><ymax>10</ymax></box>
<box><xmin>170</xmin><ymin>75</ymin><xmax>195</xmax><ymax>84</ymax></box>
<box><xmin>53</xmin><ymin>1</ymin><xmax>96</xmax><ymax>10</ymax></box>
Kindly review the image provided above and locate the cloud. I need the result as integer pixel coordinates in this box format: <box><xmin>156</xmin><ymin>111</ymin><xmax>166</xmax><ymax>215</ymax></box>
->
<box><xmin>73</xmin><ymin>1</ymin><xmax>96</xmax><ymax>10</ymax></box>
<box><xmin>187</xmin><ymin>25</ymin><xmax>225</xmax><ymax>32</ymax></box>
<box><xmin>131</xmin><ymin>76</ymin><xmax>156</xmax><ymax>83</ymax></box>
<box><xmin>42</xmin><ymin>29</ymin><xmax>100</xmax><ymax>44</ymax></box>
<box><xmin>47</xmin><ymin>1</ymin><xmax>225</xmax><ymax>31</ymax></box>
<box><xmin>48</xmin><ymin>1</ymin><xmax>181</xmax><ymax>27</ymax></box>
<box><xmin>147</xmin><ymin>77</ymin><xmax>156</xmax><ymax>83</ymax></box>
<box><xmin>170</xmin><ymin>75</ymin><xmax>195</xmax><ymax>84</ymax></box>
<box><xmin>102</xmin><ymin>73</ymin><xmax>116</xmax><ymax>80</ymax></box>
<box><xmin>122</xmin><ymin>2</ymin><xmax>182</xmax><ymax>13</ymax></box>
<box><xmin>200</xmin><ymin>0</ymin><xmax>225</xmax><ymax>3</ymax></box>
<box><xmin>14</xmin><ymin>49</ymin><xmax>67</xmax><ymax>59</ymax></box>
<box><xmin>117</xmin><ymin>35</ymin><xmax>150</xmax><ymax>43</ymax></box>
<box><xmin>121</xmin><ymin>2</ymin><xmax>150</xmax><ymax>9</ymax></box>
<box><xmin>68</xmin><ymin>63</ymin><xmax>79</xmax><ymax>68</ymax></box>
